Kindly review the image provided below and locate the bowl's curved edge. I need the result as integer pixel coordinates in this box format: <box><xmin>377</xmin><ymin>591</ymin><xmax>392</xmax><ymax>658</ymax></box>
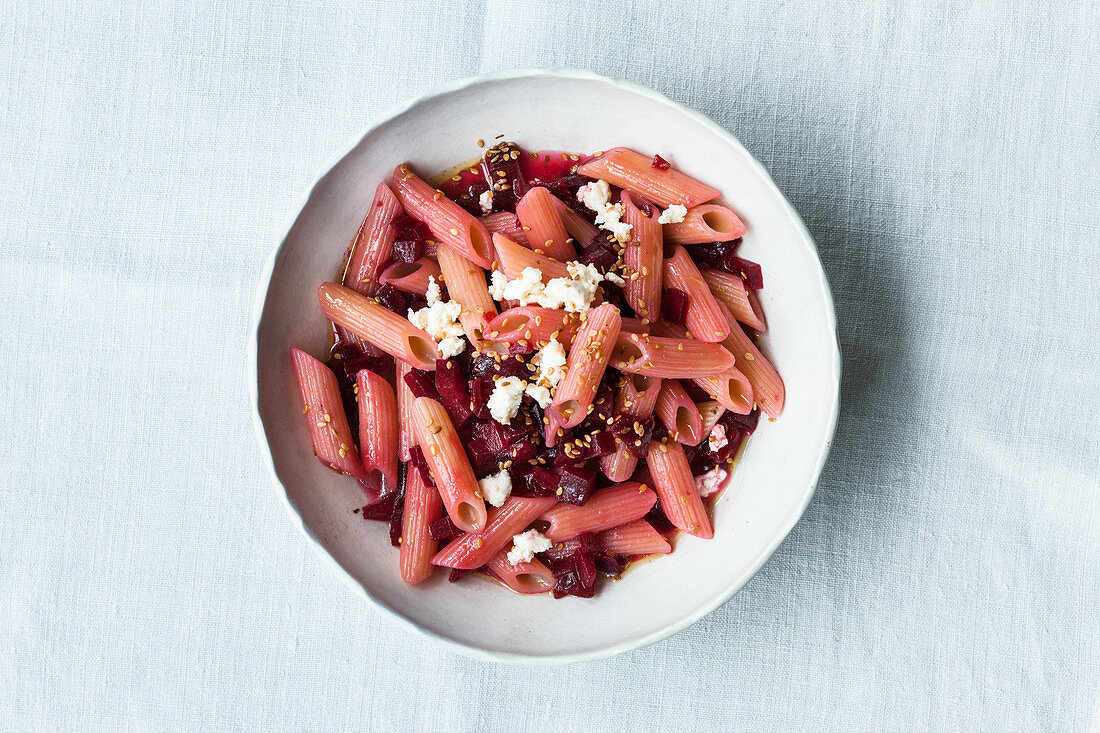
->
<box><xmin>249</xmin><ymin>67</ymin><xmax>842</xmax><ymax>666</ymax></box>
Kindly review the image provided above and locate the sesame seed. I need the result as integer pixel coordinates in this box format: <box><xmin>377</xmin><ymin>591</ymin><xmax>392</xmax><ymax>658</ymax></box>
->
<box><xmin>449</xmin><ymin>227</ymin><xmax>459</xmax><ymax>236</ymax></box>
<box><xmin>477</xmin><ymin>139</ymin><xmax>485</xmax><ymax>147</ymax></box>
<box><xmin>745</xmin><ymin>353</ymin><xmax>755</xmax><ymax>361</ymax></box>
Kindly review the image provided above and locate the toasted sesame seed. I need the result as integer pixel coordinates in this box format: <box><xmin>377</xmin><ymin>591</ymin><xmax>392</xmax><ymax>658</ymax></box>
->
<box><xmin>745</xmin><ymin>353</ymin><xmax>755</xmax><ymax>361</ymax></box>
<box><xmin>449</xmin><ymin>227</ymin><xmax>459</xmax><ymax>236</ymax></box>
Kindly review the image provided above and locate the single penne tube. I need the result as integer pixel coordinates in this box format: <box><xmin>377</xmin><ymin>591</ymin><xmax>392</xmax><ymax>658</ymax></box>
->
<box><xmin>600</xmin><ymin>373</ymin><xmax>662</xmax><ymax>482</ymax></box>
<box><xmin>399</xmin><ymin>467</ymin><xmax>443</xmax><ymax>585</ymax></box>
<box><xmin>343</xmin><ymin>182</ymin><xmax>402</xmax><ymax>295</ymax></box>
<box><xmin>485</xmin><ymin>550</ymin><xmax>556</xmax><ymax>594</ymax></box>
<box><xmin>355</xmin><ymin>369</ymin><xmax>399</xmax><ymax>497</ymax></box>
<box><xmin>549</xmin><ymin>303</ymin><xmax>622</xmax><ymax>429</ymax></box>
<box><xmin>718</xmin><ymin>303</ymin><xmax>785</xmax><ymax>417</ymax></box>
<box><xmin>550</xmin><ymin>194</ymin><xmax>600</xmax><ymax>246</ymax></box>
<box><xmin>482</xmin><ymin>306</ymin><xmax>579</xmax><ymax>348</ymax></box>
<box><xmin>411</xmin><ymin>397</ymin><xmax>487</xmax><ymax>533</ymax></box>
<box><xmin>432</xmin><ymin>496</ymin><xmax>557</xmax><ymax>569</ymax></box>
<box><xmin>696</xmin><ymin>399</ymin><xmax>727</xmax><ymax>436</ymax></box>
<box><xmin>289</xmin><ymin>348</ymin><xmax>368</xmax><ymax>481</ymax></box>
<box><xmin>692</xmin><ymin>368</ymin><xmax>755</xmax><ymax>415</ymax></box>
<box><xmin>655</xmin><ymin>379</ymin><xmax>704</xmax><ymax>445</ymax></box>
<box><xmin>577</xmin><ymin>147</ymin><xmax>720</xmax><ymax>208</ymax></box>
<box><xmin>621</xmin><ymin>191</ymin><xmax>663</xmax><ymax>321</ymax></box>
<box><xmin>318</xmin><ymin>283</ymin><xmax>439</xmax><ymax>371</ymax></box>
<box><xmin>377</xmin><ymin>257</ymin><xmax>442</xmax><ymax>296</ymax></box>
<box><xmin>663</xmin><ymin>245</ymin><xmax>730</xmax><ymax>343</ymax></box>
<box><xmin>436</xmin><ymin>242</ymin><xmax>497</xmax><ymax>344</ymax></box>
<box><xmin>391</xmin><ymin>164</ymin><xmax>494</xmax><ymax>268</ymax></box>
<box><xmin>645</xmin><ymin>440</ymin><xmax>714</xmax><ymax>539</ymax></box>
<box><xmin>480</xmin><ymin>211</ymin><xmax>529</xmax><ymax>247</ymax></box>
<box><xmin>493</xmin><ymin>233</ymin><xmax>570</xmax><ymax>281</ymax></box>
<box><xmin>701</xmin><ymin>269</ymin><xmax>767</xmax><ymax>332</ymax></box>
<box><xmin>394</xmin><ymin>359</ymin><xmax>416</xmax><ymax>462</ymax></box>
<box><xmin>619</xmin><ymin>316</ymin><xmax>651</xmax><ymax>334</ymax></box>
<box><xmin>663</xmin><ymin>204</ymin><xmax>746</xmax><ymax>244</ymax></box>
<box><xmin>541</xmin><ymin>482</ymin><xmax>657</xmax><ymax>541</ymax></box>
<box><xmin>516</xmin><ymin>186</ymin><xmax>576</xmax><ymax>261</ymax></box>
<box><xmin>598</xmin><ymin>519</ymin><xmax>672</xmax><ymax>556</ymax></box>
<box><xmin>609</xmin><ymin>333</ymin><xmax>735</xmax><ymax>378</ymax></box>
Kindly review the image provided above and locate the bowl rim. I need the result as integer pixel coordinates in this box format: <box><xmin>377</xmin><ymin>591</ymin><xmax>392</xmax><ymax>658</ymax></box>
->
<box><xmin>249</xmin><ymin>67</ymin><xmax>842</xmax><ymax>665</ymax></box>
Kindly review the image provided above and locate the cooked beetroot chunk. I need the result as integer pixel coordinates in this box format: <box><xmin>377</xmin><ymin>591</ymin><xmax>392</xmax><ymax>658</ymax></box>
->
<box><xmin>549</xmin><ymin>534</ymin><xmax>600</xmax><ymax>598</ymax></box>
<box><xmin>722</xmin><ymin>406</ymin><xmax>761</xmax><ymax>434</ymax></box>
<box><xmin>651</xmin><ymin>154</ymin><xmax>671</xmax><ymax>170</ymax></box>
<box><xmin>428</xmin><ymin>515</ymin><xmax>462</xmax><ymax>542</ymax></box>
<box><xmin>558</xmin><ymin>465</ymin><xmax>597</xmax><ymax>505</ymax></box>
<box><xmin>577</xmin><ymin>236</ymin><xmax>619</xmax><ymax>273</ymax></box>
<box><xmin>359</xmin><ymin>495</ymin><xmax>395</xmax><ymax>521</ymax></box>
<box><xmin>730</xmin><ymin>257</ymin><xmax>763</xmax><ymax>290</ymax></box>
<box><xmin>595</xmin><ymin>553</ymin><xmax>628</xmax><ymax>576</ymax></box>
<box><xmin>643</xmin><ymin>500</ymin><xmax>675</xmax><ymax>534</ymax></box>
<box><xmin>391</xmin><ymin>238</ymin><xmax>423</xmax><ymax>264</ymax></box>
<box><xmin>482</xmin><ymin>141</ymin><xmax>527</xmax><ymax>211</ymax></box>
<box><xmin>409</xmin><ymin>445</ymin><xmax>433</xmax><ymax>486</ymax></box>
<box><xmin>544</xmin><ymin>533</ymin><xmax>599</xmax><ymax>561</ymax></box>
<box><xmin>374</xmin><ymin>283</ymin><xmax>408</xmax><ymax>314</ymax></box>
<box><xmin>448</xmin><ymin>568</ymin><xmax>474</xmax><ymax>583</ymax></box>
<box><xmin>555</xmin><ymin>430</ymin><xmax>617</xmax><ymax>466</ymax></box>
<box><xmin>434</xmin><ymin>359</ymin><xmax>472</xmax><ymax>427</ymax></box>
<box><xmin>468</xmin><ymin>377</ymin><xmax>495</xmax><ymax>418</ymax></box>
<box><xmin>390</xmin><ymin>213</ymin><xmax>430</xmax><ymax>241</ymax></box>
<box><xmin>661</xmin><ymin>288</ymin><xmax>690</xmax><ymax>326</ymax></box>
<box><xmin>609</xmin><ymin>413</ymin><xmax>656</xmax><ymax>459</ymax></box>
<box><xmin>403</xmin><ymin>369</ymin><xmax>439</xmax><ymax>400</ymax></box>
<box><xmin>388</xmin><ymin>482</ymin><xmax>406</xmax><ymax>547</ymax></box>
<box><xmin>511</xmin><ymin>465</ymin><xmax>559</xmax><ymax>498</ymax></box>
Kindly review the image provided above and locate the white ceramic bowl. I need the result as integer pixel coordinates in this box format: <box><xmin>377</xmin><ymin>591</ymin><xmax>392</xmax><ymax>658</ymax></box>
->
<box><xmin>251</xmin><ymin>69</ymin><xmax>840</xmax><ymax>664</ymax></box>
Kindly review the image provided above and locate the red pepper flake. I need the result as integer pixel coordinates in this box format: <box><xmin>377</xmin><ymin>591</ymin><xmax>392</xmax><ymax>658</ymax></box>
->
<box><xmin>651</xmin><ymin>154</ymin><xmax>671</xmax><ymax>170</ymax></box>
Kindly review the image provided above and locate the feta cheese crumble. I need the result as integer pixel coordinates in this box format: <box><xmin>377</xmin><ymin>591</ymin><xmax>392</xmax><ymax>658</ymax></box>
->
<box><xmin>577</xmin><ymin>180</ymin><xmax>633</xmax><ymax>243</ymax></box>
<box><xmin>695</xmin><ymin>466</ymin><xmax>728</xmax><ymax>498</ymax></box>
<box><xmin>604</xmin><ymin>271</ymin><xmax>626</xmax><ymax>286</ymax></box>
<box><xmin>524</xmin><ymin>336</ymin><xmax>567</xmax><ymax>407</ymax></box>
<box><xmin>479</xmin><ymin>189</ymin><xmax>494</xmax><ymax>215</ymax></box>
<box><xmin>507</xmin><ymin>529</ymin><xmax>552</xmax><ymax>565</ymax></box>
<box><xmin>487</xmin><ymin>376</ymin><xmax>525</xmax><ymax>424</ymax></box>
<box><xmin>708</xmin><ymin>424</ymin><xmax>728</xmax><ymax>451</ymax></box>
<box><xmin>658</xmin><ymin>204</ymin><xmax>687</xmax><ymax>224</ymax></box>
<box><xmin>488</xmin><ymin>263</ymin><xmax>606</xmax><ymax>313</ymax></box>
<box><xmin>407</xmin><ymin>276</ymin><xmax>467</xmax><ymax>358</ymax></box>
<box><xmin>478</xmin><ymin>469</ymin><xmax>512</xmax><ymax>508</ymax></box>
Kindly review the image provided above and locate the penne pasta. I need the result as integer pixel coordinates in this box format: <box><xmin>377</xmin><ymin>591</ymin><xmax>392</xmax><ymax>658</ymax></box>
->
<box><xmin>289</xmin><ymin>348</ymin><xmax>368</xmax><ymax>481</ymax></box>
<box><xmin>621</xmin><ymin>191</ymin><xmax>663</xmax><ymax>322</ymax></box>
<box><xmin>701</xmin><ymin>268</ymin><xmax>767</xmax><ymax>332</ymax></box>
<box><xmin>610</xmin><ymin>333</ymin><xmax>735</xmax><ymax>378</ymax></box>
<box><xmin>411</xmin><ymin>397</ymin><xmax>487</xmax><ymax>533</ymax></box>
<box><xmin>541</xmin><ymin>482</ymin><xmax>658</xmax><ymax>541</ymax></box>
<box><xmin>692</xmin><ymin>368</ymin><xmax>754</xmax><ymax>415</ymax></box>
<box><xmin>550</xmin><ymin>194</ymin><xmax>600</xmax><ymax>246</ymax></box>
<box><xmin>663</xmin><ymin>204</ymin><xmax>746</xmax><ymax>244</ymax></box>
<box><xmin>549</xmin><ymin>303</ymin><xmax>622</xmax><ymax>429</ymax></box>
<box><xmin>377</xmin><ymin>257</ymin><xmax>442</xmax><ymax>296</ymax></box>
<box><xmin>646</xmin><ymin>440</ymin><xmax>714</xmax><ymax>539</ymax></box>
<box><xmin>399</xmin><ymin>467</ymin><xmax>443</xmax><ymax>584</ymax></box>
<box><xmin>598</xmin><ymin>519</ymin><xmax>672</xmax><ymax>556</ymax></box>
<box><xmin>493</xmin><ymin>233</ymin><xmax>570</xmax><ymax>281</ymax></box>
<box><xmin>718</xmin><ymin>303</ymin><xmax>785</xmax><ymax>417</ymax></box>
<box><xmin>662</xmin><ymin>245</ymin><xmax>730</xmax><ymax>343</ymax></box>
<box><xmin>619</xmin><ymin>316</ymin><xmax>652</xmax><ymax>335</ymax></box>
<box><xmin>480</xmin><ymin>211</ymin><xmax>529</xmax><ymax>247</ymax></box>
<box><xmin>696</xmin><ymin>399</ymin><xmax>727</xmax><ymax>436</ymax></box>
<box><xmin>436</xmin><ymin>242</ymin><xmax>497</xmax><ymax>345</ymax></box>
<box><xmin>577</xmin><ymin>147</ymin><xmax>720</xmax><ymax>208</ymax></box>
<box><xmin>485</xmin><ymin>551</ymin><xmax>556</xmax><ymax>594</ymax></box>
<box><xmin>318</xmin><ymin>283</ymin><xmax>439</xmax><ymax>371</ymax></box>
<box><xmin>516</xmin><ymin>186</ymin><xmax>576</xmax><ymax>261</ymax></box>
<box><xmin>482</xmin><ymin>306</ymin><xmax>579</xmax><ymax>348</ymax></box>
<box><xmin>391</xmin><ymin>164</ymin><xmax>495</xmax><ymax>268</ymax></box>
<box><xmin>356</xmin><ymin>369</ymin><xmax>399</xmax><ymax>498</ymax></box>
<box><xmin>394</xmin><ymin>359</ymin><xmax>416</xmax><ymax>463</ymax></box>
<box><xmin>600</xmin><ymin>373</ymin><xmax>662</xmax><ymax>482</ymax></box>
<box><xmin>343</xmin><ymin>182</ymin><xmax>402</xmax><ymax>295</ymax></box>
<box><xmin>432</xmin><ymin>496</ymin><xmax>557</xmax><ymax>569</ymax></box>
<box><xmin>655</xmin><ymin>380</ymin><xmax>704</xmax><ymax>445</ymax></box>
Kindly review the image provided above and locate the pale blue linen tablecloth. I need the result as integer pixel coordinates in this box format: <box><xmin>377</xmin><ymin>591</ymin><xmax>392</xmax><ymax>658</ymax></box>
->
<box><xmin>2</xmin><ymin>1</ymin><xmax>1098</xmax><ymax>730</ymax></box>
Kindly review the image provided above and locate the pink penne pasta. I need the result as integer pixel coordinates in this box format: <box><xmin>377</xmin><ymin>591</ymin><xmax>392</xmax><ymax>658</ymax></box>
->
<box><xmin>391</xmin><ymin>164</ymin><xmax>494</xmax><ymax>268</ymax></box>
<box><xmin>577</xmin><ymin>147</ymin><xmax>720</xmax><ymax>208</ymax></box>
<box><xmin>399</xmin><ymin>467</ymin><xmax>443</xmax><ymax>585</ymax></box>
<box><xmin>662</xmin><ymin>245</ymin><xmax>730</xmax><ymax>343</ymax></box>
<box><xmin>318</xmin><ymin>283</ymin><xmax>438</xmax><ymax>371</ymax></box>
<box><xmin>701</xmin><ymin>268</ymin><xmax>768</xmax><ymax>332</ymax></box>
<box><xmin>343</xmin><ymin>182</ymin><xmax>402</xmax><ymax>295</ymax></box>
<box><xmin>600</xmin><ymin>373</ymin><xmax>662</xmax><ymax>482</ymax></box>
<box><xmin>550</xmin><ymin>194</ymin><xmax>600</xmax><ymax>246</ymax></box>
<box><xmin>619</xmin><ymin>316</ymin><xmax>651</xmax><ymax>335</ymax></box>
<box><xmin>549</xmin><ymin>303</ymin><xmax>622</xmax><ymax>429</ymax></box>
<box><xmin>645</xmin><ymin>440</ymin><xmax>713</xmax><ymax>539</ymax></box>
<box><xmin>289</xmin><ymin>348</ymin><xmax>368</xmax><ymax>481</ymax></box>
<box><xmin>655</xmin><ymin>380</ymin><xmax>704</xmax><ymax>445</ymax></box>
<box><xmin>355</xmin><ymin>369</ymin><xmax>399</xmax><ymax>498</ymax></box>
<box><xmin>493</xmin><ymin>233</ymin><xmax>570</xmax><ymax>281</ymax></box>
<box><xmin>598</xmin><ymin>520</ymin><xmax>672</xmax><ymax>556</ymax></box>
<box><xmin>718</xmin><ymin>303</ymin><xmax>785</xmax><ymax>417</ymax></box>
<box><xmin>621</xmin><ymin>191</ymin><xmax>663</xmax><ymax>322</ymax></box>
<box><xmin>432</xmin><ymin>496</ymin><xmax>557</xmax><ymax>569</ymax></box>
<box><xmin>696</xmin><ymin>399</ymin><xmax>727</xmax><ymax>436</ymax></box>
<box><xmin>610</xmin><ymin>333</ymin><xmax>735</xmax><ymax>378</ymax></box>
<box><xmin>377</xmin><ymin>257</ymin><xmax>442</xmax><ymax>296</ymax></box>
<box><xmin>436</xmin><ymin>242</ymin><xmax>498</xmax><ymax>344</ymax></box>
<box><xmin>516</xmin><ymin>186</ymin><xmax>576</xmax><ymax>261</ymax></box>
<box><xmin>482</xmin><ymin>306</ymin><xmax>579</xmax><ymax>348</ymax></box>
<box><xmin>663</xmin><ymin>204</ymin><xmax>746</xmax><ymax>244</ymax></box>
<box><xmin>541</xmin><ymin>482</ymin><xmax>658</xmax><ymax>541</ymax></box>
<box><xmin>692</xmin><ymin>368</ymin><xmax>755</xmax><ymax>415</ymax></box>
<box><xmin>411</xmin><ymin>397</ymin><xmax>487</xmax><ymax>533</ymax></box>
<box><xmin>394</xmin><ymin>359</ymin><xmax>415</xmax><ymax>462</ymax></box>
<box><xmin>485</xmin><ymin>551</ymin><xmax>556</xmax><ymax>594</ymax></box>
<box><xmin>480</xmin><ymin>211</ymin><xmax>529</xmax><ymax>247</ymax></box>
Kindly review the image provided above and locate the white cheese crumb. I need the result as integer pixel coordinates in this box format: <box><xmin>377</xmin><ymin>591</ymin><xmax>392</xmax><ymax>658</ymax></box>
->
<box><xmin>478</xmin><ymin>469</ymin><xmax>512</xmax><ymax>507</ymax></box>
<box><xmin>407</xmin><ymin>276</ymin><xmax>466</xmax><ymax>358</ymax></box>
<box><xmin>708</xmin><ymin>424</ymin><xmax>728</xmax><ymax>451</ymax></box>
<box><xmin>577</xmin><ymin>180</ymin><xmax>633</xmax><ymax>243</ymax></box>
<box><xmin>488</xmin><ymin>269</ymin><xmax>508</xmax><ymax>300</ymax></box>
<box><xmin>604</xmin><ymin>271</ymin><xmax>626</xmax><ymax>286</ymax></box>
<box><xmin>507</xmin><ymin>529</ymin><xmax>552</xmax><ymax>565</ymax></box>
<box><xmin>479</xmin><ymin>189</ymin><xmax>494</xmax><ymax>215</ymax></box>
<box><xmin>488</xmin><ymin>263</ymin><xmax>605</xmax><ymax>313</ymax></box>
<box><xmin>524</xmin><ymin>336</ymin><xmax>568</xmax><ymax>407</ymax></box>
<box><xmin>695</xmin><ymin>466</ymin><xmax>728</xmax><ymax>498</ymax></box>
<box><xmin>487</xmin><ymin>376</ymin><xmax>525</xmax><ymax>424</ymax></box>
<box><xmin>658</xmin><ymin>204</ymin><xmax>687</xmax><ymax>224</ymax></box>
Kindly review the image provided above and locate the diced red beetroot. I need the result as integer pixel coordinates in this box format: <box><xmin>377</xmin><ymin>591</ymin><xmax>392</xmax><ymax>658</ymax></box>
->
<box><xmin>684</xmin><ymin>442</ymin><xmax>719</xmax><ymax>476</ymax></box>
<box><xmin>651</xmin><ymin>154</ymin><xmax>671</xmax><ymax>170</ymax></box>
<box><xmin>661</xmin><ymin>288</ymin><xmax>690</xmax><ymax>326</ymax></box>
<box><xmin>502</xmin><ymin>440</ymin><xmax>537</xmax><ymax>466</ymax></box>
<box><xmin>722</xmin><ymin>405</ymin><xmax>761</xmax><ymax>434</ymax></box>
<box><xmin>609</xmin><ymin>413</ymin><xmax>656</xmax><ymax>459</ymax></box>
<box><xmin>644</xmin><ymin>500</ymin><xmax>676</xmax><ymax>534</ymax></box>
<box><xmin>577</xmin><ymin>237</ymin><xmax>619</xmax><ymax>273</ymax></box>
<box><xmin>391</xmin><ymin>238</ymin><xmax>423</xmax><ymax>264</ymax></box>
<box><xmin>373</xmin><ymin>283</ymin><xmax>409</xmax><ymax>315</ymax></box>
<box><xmin>409</xmin><ymin>446</ymin><xmax>433</xmax><ymax>486</ymax></box>
<box><xmin>428</xmin><ymin>515</ymin><xmax>462</xmax><ymax>542</ymax></box>
<box><xmin>465</xmin><ymin>419</ymin><xmax>537</xmax><ymax>474</ymax></box>
<box><xmin>558</xmin><ymin>465</ymin><xmax>597</xmax><ymax>505</ymax></box>
<box><xmin>690</xmin><ymin>242</ymin><xmax>763</xmax><ymax>289</ymax></box>
<box><xmin>555</xmin><ymin>431</ymin><xmax>617</xmax><ymax>466</ymax></box>
<box><xmin>512</xmin><ymin>465</ymin><xmax>559</xmax><ymax>498</ymax></box>
<box><xmin>548</xmin><ymin>533</ymin><xmax>600</xmax><ymax>598</ymax></box>
<box><xmin>482</xmin><ymin>141</ymin><xmax>528</xmax><ymax>211</ymax></box>
<box><xmin>544</xmin><ymin>533</ymin><xmax>600</xmax><ymax>562</ymax></box>
<box><xmin>545</xmin><ymin>173</ymin><xmax>596</xmax><ymax>216</ymax></box>
<box><xmin>730</xmin><ymin>257</ymin><xmax>763</xmax><ymax>290</ymax></box>
<box><xmin>595</xmin><ymin>553</ymin><xmax>628</xmax><ymax>576</ymax></box>
<box><xmin>507</xmin><ymin>341</ymin><xmax>536</xmax><ymax>356</ymax></box>
<box><xmin>390</xmin><ymin>213</ymin><xmax>430</xmax><ymax>240</ymax></box>
<box><xmin>359</xmin><ymin>495</ymin><xmax>395</xmax><ymax>521</ymax></box>
<box><xmin>434</xmin><ymin>359</ymin><xmax>472</xmax><ymax>427</ymax></box>
<box><xmin>388</xmin><ymin>482</ymin><xmax>406</xmax><ymax>547</ymax></box>
<box><xmin>448</xmin><ymin>568</ymin><xmax>474</xmax><ymax>583</ymax></box>
<box><xmin>469</xmin><ymin>353</ymin><xmax>500</xmax><ymax>378</ymax></box>
<box><xmin>575</xmin><ymin>550</ymin><xmax>598</xmax><ymax>589</ymax></box>
<box><xmin>403</xmin><ymin>370</ymin><xmax>439</xmax><ymax>400</ymax></box>
<box><xmin>468</xmin><ymin>377</ymin><xmax>495</xmax><ymax>418</ymax></box>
